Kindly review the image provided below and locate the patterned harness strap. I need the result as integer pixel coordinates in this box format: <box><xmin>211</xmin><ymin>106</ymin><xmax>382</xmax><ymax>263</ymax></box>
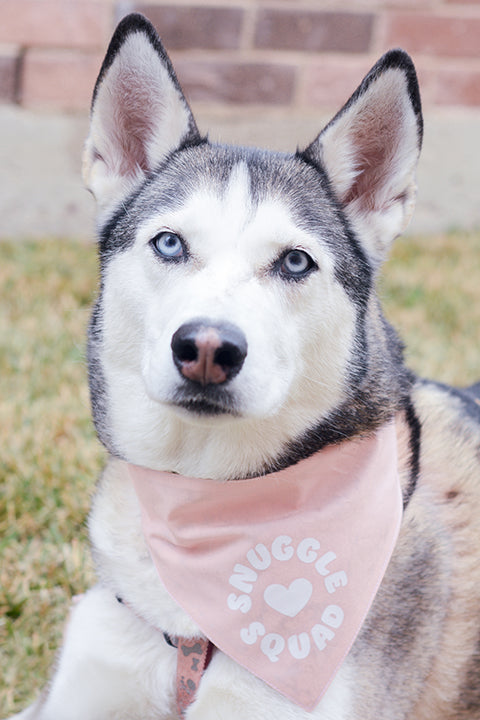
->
<box><xmin>173</xmin><ymin>636</ymin><xmax>213</xmax><ymax>717</ymax></box>
<box><xmin>116</xmin><ymin>596</ymin><xmax>213</xmax><ymax>717</ymax></box>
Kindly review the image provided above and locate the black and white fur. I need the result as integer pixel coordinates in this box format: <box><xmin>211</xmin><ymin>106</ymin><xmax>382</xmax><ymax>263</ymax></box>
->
<box><xmin>10</xmin><ymin>14</ymin><xmax>480</xmax><ymax>720</ymax></box>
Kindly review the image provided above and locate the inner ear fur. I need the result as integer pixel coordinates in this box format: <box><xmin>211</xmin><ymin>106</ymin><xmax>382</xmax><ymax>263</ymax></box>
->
<box><xmin>83</xmin><ymin>13</ymin><xmax>200</xmax><ymax>220</ymax></box>
<box><xmin>302</xmin><ymin>50</ymin><xmax>423</xmax><ymax>263</ymax></box>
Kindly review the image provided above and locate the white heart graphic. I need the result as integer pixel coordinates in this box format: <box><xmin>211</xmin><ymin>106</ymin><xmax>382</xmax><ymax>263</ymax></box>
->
<box><xmin>264</xmin><ymin>578</ymin><xmax>313</xmax><ymax>618</ymax></box>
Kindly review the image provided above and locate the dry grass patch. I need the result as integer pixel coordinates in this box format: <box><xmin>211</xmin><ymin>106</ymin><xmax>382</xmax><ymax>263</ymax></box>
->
<box><xmin>0</xmin><ymin>232</ymin><xmax>479</xmax><ymax>715</ymax></box>
<box><xmin>383</xmin><ymin>231</ymin><xmax>480</xmax><ymax>385</ymax></box>
<box><xmin>0</xmin><ymin>240</ymin><xmax>104</xmax><ymax>714</ymax></box>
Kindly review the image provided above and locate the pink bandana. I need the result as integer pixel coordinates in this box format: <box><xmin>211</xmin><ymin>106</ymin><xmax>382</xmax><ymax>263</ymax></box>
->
<box><xmin>129</xmin><ymin>422</ymin><xmax>402</xmax><ymax>711</ymax></box>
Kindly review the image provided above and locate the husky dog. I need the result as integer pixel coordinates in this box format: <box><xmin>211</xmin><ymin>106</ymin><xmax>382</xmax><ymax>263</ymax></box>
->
<box><xmin>9</xmin><ymin>13</ymin><xmax>480</xmax><ymax>720</ymax></box>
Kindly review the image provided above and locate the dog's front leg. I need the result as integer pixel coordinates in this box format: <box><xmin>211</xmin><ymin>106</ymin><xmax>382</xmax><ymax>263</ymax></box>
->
<box><xmin>22</xmin><ymin>585</ymin><xmax>177</xmax><ymax>720</ymax></box>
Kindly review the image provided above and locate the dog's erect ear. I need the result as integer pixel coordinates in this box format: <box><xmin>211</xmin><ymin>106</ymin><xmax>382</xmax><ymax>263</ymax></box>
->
<box><xmin>83</xmin><ymin>13</ymin><xmax>200</xmax><ymax>219</ymax></box>
<box><xmin>302</xmin><ymin>50</ymin><xmax>423</xmax><ymax>265</ymax></box>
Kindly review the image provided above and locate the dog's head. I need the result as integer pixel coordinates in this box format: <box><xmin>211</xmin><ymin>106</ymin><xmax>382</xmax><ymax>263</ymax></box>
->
<box><xmin>84</xmin><ymin>14</ymin><xmax>422</xmax><ymax>477</ymax></box>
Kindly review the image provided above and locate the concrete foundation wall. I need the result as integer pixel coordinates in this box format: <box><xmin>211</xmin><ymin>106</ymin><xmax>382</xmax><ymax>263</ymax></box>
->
<box><xmin>1</xmin><ymin>104</ymin><xmax>479</xmax><ymax>239</ymax></box>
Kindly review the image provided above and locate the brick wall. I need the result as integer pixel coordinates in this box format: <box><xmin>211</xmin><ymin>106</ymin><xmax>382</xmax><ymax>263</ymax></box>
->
<box><xmin>1</xmin><ymin>0</ymin><xmax>480</xmax><ymax>113</ymax></box>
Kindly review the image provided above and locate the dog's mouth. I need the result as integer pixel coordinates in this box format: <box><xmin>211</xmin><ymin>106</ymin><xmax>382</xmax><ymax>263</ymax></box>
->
<box><xmin>169</xmin><ymin>383</ymin><xmax>240</xmax><ymax>417</ymax></box>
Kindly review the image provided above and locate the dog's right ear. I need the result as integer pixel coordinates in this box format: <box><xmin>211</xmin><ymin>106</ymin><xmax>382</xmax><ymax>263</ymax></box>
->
<box><xmin>83</xmin><ymin>13</ymin><xmax>200</xmax><ymax>220</ymax></box>
<box><xmin>301</xmin><ymin>50</ymin><xmax>423</xmax><ymax>266</ymax></box>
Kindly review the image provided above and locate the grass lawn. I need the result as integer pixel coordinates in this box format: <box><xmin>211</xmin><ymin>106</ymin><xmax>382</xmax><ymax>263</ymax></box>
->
<box><xmin>1</xmin><ymin>232</ymin><xmax>479</xmax><ymax>715</ymax></box>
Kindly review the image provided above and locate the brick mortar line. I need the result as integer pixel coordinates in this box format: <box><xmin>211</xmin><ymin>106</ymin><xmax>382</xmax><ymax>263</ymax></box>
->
<box><xmin>123</xmin><ymin>1</ymin><xmax>477</xmax><ymax>11</ymax></box>
<box><xmin>239</xmin><ymin>4</ymin><xmax>257</xmax><ymax>51</ymax></box>
<box><xmin>370</xmin><ymin>9</ymin><xmax>387</xmax><ymax>54</ymax></box>
<box><xmin>250</xmin><ymin>0</ymin><xmax>378</xmax><ymax>6</ymax></box>
<box><xmin>127</xmin><ymin>0</ymin><xmax>252</xmax><ymax>7</ymax></box>
<box><xmin>170</xmin><ymin>48</ymin><xmax>385</xmax><ymax>63</ymax></box>
<box><xmin>381</xmin><ymin>6</ymin><xmax>480</xmax><ymax>16</ymax></box>
<box><xmin>168</xmin><ymin>50</ymin><xmax>480</xmax><ymax>68</ymax></box>
<box><xmin>415</xmin><ymin>54</ymin><xmax>480</xmax><ymax>66</ymax></box>
<box><xmin>125</xmin><ymin>0</ymin><xmax>360</xmax><ymax>8</ymax></box>
<box><xmin>294</xmin><ymin>63</ymin><xmax>310</xmax><ymax>110</ymax></box>
<box><xmin>122</xmin><ymin>1</ymin><xmax>480</xmax><ymax>15</ymax></box>
<box><xmin>13</xmin><ymin>47</ymin><xmax>26</xmax><ymax>105</ymax></box>
<box><xmin>18</xmin><ymin>46</ymin><xmax>480</xmax><ymax>68</ymax></box>
<box><xmin>22</xmin><ymin>47</ymin><xmax>106</xmax><ymax>57</ymax></box>
<box><xmin>16</xmin><ymin>37</ymin><xmax>480</xmax><ymax>59</ymax></box>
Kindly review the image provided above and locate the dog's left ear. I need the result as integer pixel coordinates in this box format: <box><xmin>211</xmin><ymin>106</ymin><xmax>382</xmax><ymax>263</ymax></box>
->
<box><xmin>302</xmin><ymin>50</ymin><xmax>423</xmax><ymax>265</ymax></box>
<box><xmin>83</xmin><ymin>13</ymin><xmax>200</xmax><ymax>220</ymax></box>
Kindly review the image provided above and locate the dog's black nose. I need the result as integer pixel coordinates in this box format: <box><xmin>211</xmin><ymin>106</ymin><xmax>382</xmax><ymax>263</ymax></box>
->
<box><xmin>171</xmin><ymin>320</ymin><xmax>248</xmax><ymax>386</ymax></box>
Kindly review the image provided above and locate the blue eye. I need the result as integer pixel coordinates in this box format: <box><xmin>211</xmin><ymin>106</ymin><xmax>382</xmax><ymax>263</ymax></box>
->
<box><xmin>279</xmin><ymin>250</ymin><xmax>316</xmax><ymax>279</ymax></box>
<box><xmin>151</xmin><ymin>232</ymin><xmax>185</xmax><ymax>260</ymax></box>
